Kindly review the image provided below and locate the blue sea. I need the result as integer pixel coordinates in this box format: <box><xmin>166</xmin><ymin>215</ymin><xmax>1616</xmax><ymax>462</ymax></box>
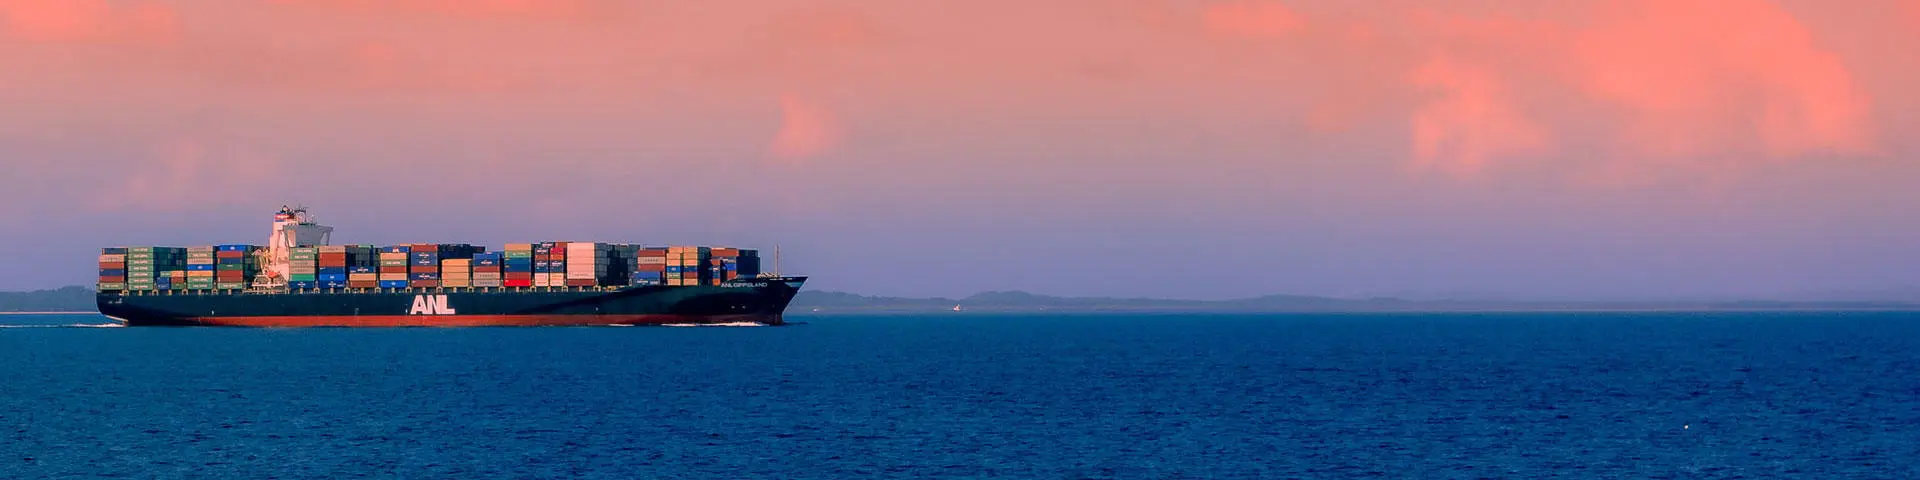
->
<box><xmin>2</xmin><ymin>312</ymin><xmax>1917</xmax><ymax>478</ymax></box>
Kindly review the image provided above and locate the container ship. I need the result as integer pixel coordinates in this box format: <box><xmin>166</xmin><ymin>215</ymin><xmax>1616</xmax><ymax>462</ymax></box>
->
<box><xmin>95</xmin><ymin>207</ymin><xmax>805</xmax><ymax>327</ymax></box>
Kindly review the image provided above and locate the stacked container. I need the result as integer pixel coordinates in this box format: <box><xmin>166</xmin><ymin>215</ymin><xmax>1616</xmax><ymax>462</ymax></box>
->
<box><xmin>629</xmin><ymin>247</ymin><xmax>667</xmax><ymax>286</ymax></box>
<box><xmin>707</xmin><ymin>248</ymin><xmax>760</xmax><ymax>283</ymax></box>
<box><xmin>215</xmin><ymin>245</ymin><xmax>258</xmax><ymax>290</ymax></box>
<box><xmin>127</xmin><ymin>247</ymin><xmax>187</xmax><ymax>291</ymax></box>
<box><xmin>409</xmin><ymin>243</ymin><xmax>441</xmax><ymax>288</ymax></box>
<box><xmin>472</xmin><ymin>252</ymin><xmax>504</xmax><ymax>288</ymax></box>
<box><xmin>98</xmin><ymin>247</ymin><xmax>127</xmax><ymax>291</ymax></box>
<box><xmin>563</xmin><ymin>242</ymin><xmax>611</xmax><ymax>287</ymax></box>
<box><xmin>316</xmin><ymin>246</ymin><xmax>349</xmax><ymax>289</ymax></box>
<box><xmin>665</xmin><ymin>246</ymin><xmax>710</xmax><ymax>286</ymax></box>
<box><xmin>503</xmin><ymin>243</ymin><xmax>534</xmax><ymax>287</ymax></box>
<box><xmin>532</xmin><ymin>242</ymin><xmax>556</xmax><ymax>287</ymax></box>
<box><xmin>286</xmin><ymin>247</ymin><xmax>318</xmax><ymax>290</ymax></box>
<box><xmin>344</xmin><ymin>245</ymin><xmax>377</xmax><ymax>288</ymax></box>
<box><xmin>185</xmin><ymin>246</ymin><xmax>216</xmax><ymax>290</ymax></box>
<box><xmin>378</xmin><ymin>246</ymin><xmax>410</xmax><ymax>289</ymax></box>
<box><xmin>442</xmin><ymin>258</ymin><xmax>472</xmax><ymax>288</ymax></box>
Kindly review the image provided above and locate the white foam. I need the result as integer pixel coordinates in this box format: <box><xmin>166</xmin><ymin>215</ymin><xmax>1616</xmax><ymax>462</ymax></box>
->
<box><xmin>0</xmin><ymin>323</ymin><xmax>123</xmax><ymax>328</ymax></box>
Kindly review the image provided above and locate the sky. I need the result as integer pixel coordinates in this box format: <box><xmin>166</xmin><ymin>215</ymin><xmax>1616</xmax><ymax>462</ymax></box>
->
<box><xmin>3</xmin><ymin>0</ymin><xmax>1919</xmax><ymax>300</ymax></box>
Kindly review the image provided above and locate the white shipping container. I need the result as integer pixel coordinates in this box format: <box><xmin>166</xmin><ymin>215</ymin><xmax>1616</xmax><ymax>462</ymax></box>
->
<box><xmin>565</xmin><ymin>272</ymin><xmax>598</xmax><ymax>280</ymax></box>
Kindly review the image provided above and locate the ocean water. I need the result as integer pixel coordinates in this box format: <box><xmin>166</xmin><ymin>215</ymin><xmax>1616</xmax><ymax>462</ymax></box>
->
<box><xmin>2</xmin><ymin>312</ymin><xmax>1918</xmax><ymax>478</ymax></box>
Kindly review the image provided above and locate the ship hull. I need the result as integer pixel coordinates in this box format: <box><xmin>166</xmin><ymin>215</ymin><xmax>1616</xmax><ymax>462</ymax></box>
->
<box><xmin>98</xmin><ymin>277</ymin><xmax>805</xmax><ymax>327</ymax></box>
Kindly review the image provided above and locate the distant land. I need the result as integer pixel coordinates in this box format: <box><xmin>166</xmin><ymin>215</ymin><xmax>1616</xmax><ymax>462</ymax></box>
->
<box><xmin>0</xmin><ymin>286</ymin><xmax>96</xmax><ymax>313</ymax></box>
<box><xmin>789</xmin><ymin>290</ymin><xmax>1920</xmax><ymax>313</ymax></box>
<box><xmin>6</xmin><ymin>286</ymin><xmax>1919</xmax><ymax>314</ymax></box>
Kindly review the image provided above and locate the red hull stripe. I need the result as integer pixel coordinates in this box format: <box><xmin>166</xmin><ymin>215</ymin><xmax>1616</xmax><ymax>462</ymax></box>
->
<box><xmin>171</xmin><ymin>314</ymin><xmax>781</xmax><ymax>327</ymax></box>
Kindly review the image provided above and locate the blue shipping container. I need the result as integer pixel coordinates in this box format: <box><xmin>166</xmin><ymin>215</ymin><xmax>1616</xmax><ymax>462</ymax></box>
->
<box><xmin>349</xmin><ymin>266</ymin><xmax>376</xmax><ymax>274</ymax></box>
<box><xmin>383</xmin><ymin>246</ymin><xmax>411</xmax><ymax>253</ymax></box>
<box><xmin>217</xmin><ymin>245</ymin><xmax>252</xmax><ymax>252</ymax></box>
<box><xmin>186</xmin><ymin>264</ymin><xmax>215</xmax><ymax>271</ymax></box>
<box><xmin>99</xmin><ymin>269</ymin><xmax>126</xmax><ymax>276</ymax></box>
<box><xmin>319</xmin><ymin>280</ymin><xmax>348</xmax><ymax>289</ymax></box>
<box><xmin>410</xmin><ymin>258</ymin><xmax>438</xmax><ymax>266</ymax></box>
<box><xmin>217</xmin><ymin>257</ymin><xmax>248</xmax><ymax>265</ymax></box>
<box><xmin>379</xmin><ymin>280</ymin><xmax>410</xmax><ymax>289</ymax></box>
<box><xmin>410</xmin><ymin>272</ymin><xmax>441</xmax><ymax>280</ymax></box>
<box><xmin>665</xmin><ymin>266</ymin><xmax>683</xmax><ymax>273</ymax></box>
<box><xmin>318</xmin><ymin>273</ymin><xmax>348</xmax><ymax>282</ymax></box>
<box><xmin>102</xmin><ymin>247</ymin><xmax>128</xmax><ymax>255</ymax></box>
<box><xmin>288</xmin><ymin>281</ymin><xmax>318</xmax><ymax>290</ymax></box>
<box><xmin>473</xmin><ymin>258</ymin><xmax>500</xmax><ymax>266</ymax></box>
<box><xmin>318</xmin><ymin>267</ymin><xmax>347</xmax><ymax>275</ymax></box>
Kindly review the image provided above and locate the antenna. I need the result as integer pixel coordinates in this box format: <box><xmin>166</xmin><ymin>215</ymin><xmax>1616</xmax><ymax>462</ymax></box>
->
<box><xmin>775</xmin><ymin>244</ymin><xmax>782</xmax><ymax>277</ymax></box>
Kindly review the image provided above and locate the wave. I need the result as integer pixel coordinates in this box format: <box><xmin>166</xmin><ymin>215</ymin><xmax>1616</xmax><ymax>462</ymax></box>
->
<box><xmin>662</xmin><ymin>322</ymin><xmax>766</xmax><ymax>327</ymax></box>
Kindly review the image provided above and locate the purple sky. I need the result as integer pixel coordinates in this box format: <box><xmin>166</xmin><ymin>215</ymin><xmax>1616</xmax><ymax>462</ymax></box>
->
<box><xmin>4</xmin><ymin>0</ymin><xmax>1919</xmax><ymax>299</ymax></box>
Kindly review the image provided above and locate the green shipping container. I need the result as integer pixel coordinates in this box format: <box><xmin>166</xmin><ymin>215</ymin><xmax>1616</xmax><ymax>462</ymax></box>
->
<box><xmin>215</xmin><ymin>282</ymin><xmax>246</xmax><ymax>289</ymax></box>
<box><xmin>380</xmin><ymin>259</ymin><xmax>409</xmax><ymax>267</ymax></box>
<box><xmin>127</xmin><ymin>258</ymin><xmax>155</xmax><ymax>266</ymax></box>
<box><xmin>289</xmin><ymin>274</ymin><xmax>317</xmax><ymax>281</ymax></box>
<box><xmin>97</xmin><ymin>283</ymin><xmax>126</xmax><ymax>291</ymax></box>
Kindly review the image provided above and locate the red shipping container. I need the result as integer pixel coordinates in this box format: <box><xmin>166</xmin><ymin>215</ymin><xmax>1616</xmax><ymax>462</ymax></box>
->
<box><xmin>347</xmin><ymin>281</ymin><xmax>379</xmax><ymax>289</ymax></box>
<box><xmin>217</xmin><ymin>251</ymin><xmax>245</xmax><ymax>259</ymax></box>
<box><xmin>99</xmin><ymin>262</ymin><xmax>126</xmax><ymax>270</ymax></box>
<box><xmin>472</xmin><ymin>266</ymin><xmax>501</xmax><ymax>273</ymax></box>
<box><xmin>636</xmin><ymin>250</ymin><xmax>667</xmax><ymax>257</ymax></box>
<box><xmin>711</xmin><ymin>248</ymin><xmax>739</xmax><ymax>257</ymax></box>
<box><xmin>505</xmin><ymin>272</ymin><xmax>533</xmax><ymax>280</ymax></box>
<box><xmin>634</xmin><ymin>264</ymin><xmax>665</xmax><ymax>272</ymax></box>
<box><xmin>503</xmin><ymin>279</ymin><xmax>533</xmax><ymax>287</ymax></box>
<box><xmin>564</xmin><ymin>279</ymin><xmax>597</xmax><ymax>287</ymax></box>
<box><xmin>380</xmin><ymin>266</ymin><xmax>408</xmax><ymax>274</ymax></box>
<box><xmin>99</xmin><ymin>276</ymin><xmax>127</xmax><ymax>283</ymax></box>
<box><xmin>409</xmin><ymin>280</ymin><xmax>440</xmax><ymax>288</ymax></box>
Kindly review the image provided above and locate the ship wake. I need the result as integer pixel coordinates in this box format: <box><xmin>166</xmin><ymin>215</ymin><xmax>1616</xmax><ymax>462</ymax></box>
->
<box><xmin>0</xmin><ymin>323</ymin><xmax>125</xmax><ymax>328</ymax></box>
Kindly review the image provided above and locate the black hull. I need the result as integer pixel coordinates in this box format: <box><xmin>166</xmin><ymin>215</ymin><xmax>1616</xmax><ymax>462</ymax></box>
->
<box><xmin>97</xmin><ymin>277</ymin><xmax>806</xmax><ymax>327</ymax></box>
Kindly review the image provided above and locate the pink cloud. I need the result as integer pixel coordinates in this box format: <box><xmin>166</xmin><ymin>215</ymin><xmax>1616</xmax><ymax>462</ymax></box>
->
<box><xmin>0</xmin><ymin>0</ymin><xmax>177</xmax><ymax>44</ymax></box>
<box><xmin>1202</xmin><ymin>1</ymin><xmax>1304</xmax><ymax>39</ymax></box>
<box><xmin>1575</xmin><ymin>0</ymin><xmax>1875</xmax><ymax>160</ymax></box>
<box><xmin>768</xmin><ymin>94</ymin><xmax>841</xmax><ymax>162</ymax></box>
<box><xmin>268</xmin><ymin>0</ymin><xmax>601</xmax><ymax>19</ymax></box>
<box><xmin>89</xmin><ymin>139</ymin><xmax>283</xmax><ymax>213</ymax></box>
<box><xmin>1408</xmin><ymin>55</ymin><xmax>1552</xmax><ymax>175</ymax></box>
